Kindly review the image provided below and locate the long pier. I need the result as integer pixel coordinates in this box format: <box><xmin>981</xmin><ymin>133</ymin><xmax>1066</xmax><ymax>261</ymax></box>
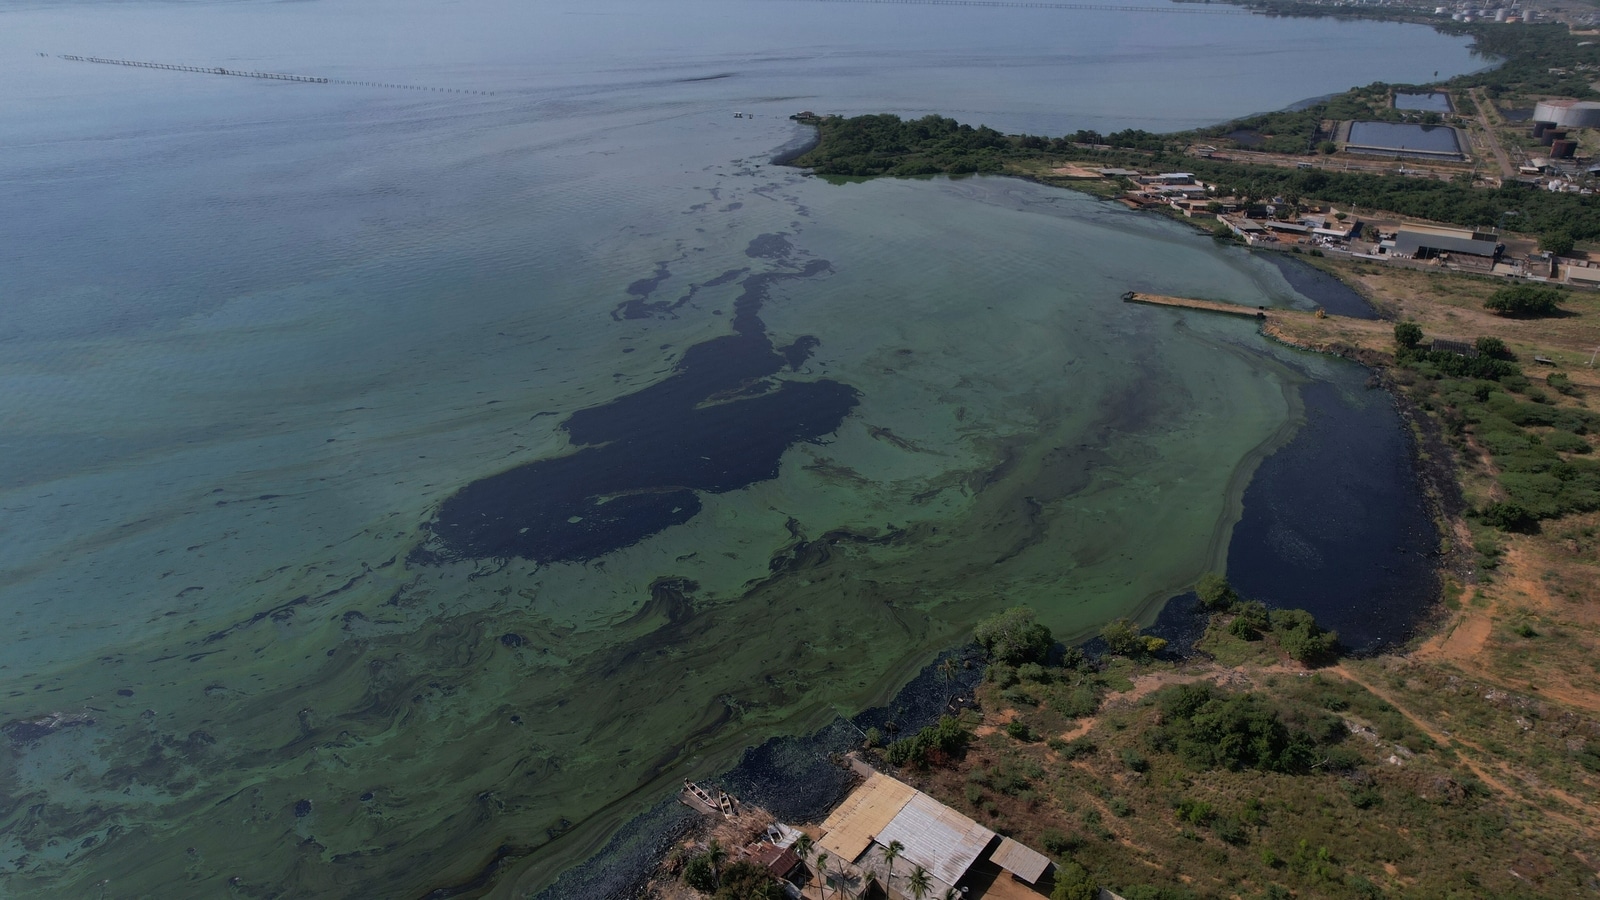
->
<box><xmin>1122</xmin><ymin>291</ymin><xmax>1267</xmax><ymax>318</ymax></box>
<box><xmin>55</xmin><ymin>55</ymin><xmax>494</xmax><ymax>95</ymax></box>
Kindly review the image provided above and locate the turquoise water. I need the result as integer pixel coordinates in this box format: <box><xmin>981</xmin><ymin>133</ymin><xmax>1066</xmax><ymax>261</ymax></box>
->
<box><xmin>0</xmin><ymin>1</ymin><xmax>1483</xmax><ymax>895</ymax></box>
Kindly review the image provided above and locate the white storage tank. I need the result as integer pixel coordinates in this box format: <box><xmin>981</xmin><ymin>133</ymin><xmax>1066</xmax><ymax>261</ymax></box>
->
<box><xmin>1533</xmin><ymin>99</ymin><xmax>1600</xmax><ymax>128</ymax></box>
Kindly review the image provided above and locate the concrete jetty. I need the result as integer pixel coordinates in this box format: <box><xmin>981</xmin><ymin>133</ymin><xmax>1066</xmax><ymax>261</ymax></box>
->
<box><xmin>1122</xmin><ymin>291</ymin><xmax>1267</xmax><ymax>319</ymax></box>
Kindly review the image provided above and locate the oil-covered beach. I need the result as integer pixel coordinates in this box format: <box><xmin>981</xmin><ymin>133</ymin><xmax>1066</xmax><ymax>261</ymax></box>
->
<box><xmin>0</xmin><ymin>0</ymin><xmax>1483</xmax><ymax>895</ymax></box>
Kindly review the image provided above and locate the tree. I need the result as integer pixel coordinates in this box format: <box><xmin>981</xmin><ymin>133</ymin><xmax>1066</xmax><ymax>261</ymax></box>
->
<box><xmin>815</xmin><ymin>852</ymin><xmax>829</xmax><ymax>898</ymax></box>
<box><xmin>974</xmin><ymin>607</ymin><xmax>1053</xmax><ymax>665</ymax></box>
<box><xmin>883</xmin><ymin>839</ymin><xmax>904</xmax><ymax>896</ymax></box>
<box><xmin>1051</xmin><ymin>861</ymin><xmax>1099</xmax><ymax>900</ymax></box>
<box><xmin>907</xmin><ymin>864</ymin><xmax>932</xmax><ymax>899</ymax></box>
<box><xmin>1318</xmin><ymin>140</ymin><xmax>1338</xmax><ymax>155</ymax></box>
<box><xmin>792</xmin><ymin>833</ymin><xmax>813</xmax><ymax>870</ymax></box>
<box><xmin>1393</xmin><ymin>321</ymin><xmax>1424</xmax><ymax>350</ymax></box>
<box><xmin>1195</xmin><ymin>572</ymin><xmax>1238</xmax><ymax>610</ymax></box>
<box><xmin>684</xmin><ymin>855</ymin><xmax>718</xmax><ymax>893</ymax></box>
<box><xmin>1485</xmin><ymin>285</ymin><xmax>1565</xmax><ymax>317</ymax></box>
<box><xmin>1540</xmin><ymin>229</ymin><xmax>1575</xmax><ymax>257</ymax></box>
<box><xmin>1475</xmin><ymin>335</ymin><xmax>1513</xmax><ymax>360</ymax></box>
<box><xmin>1269</xmin><ymin>609</ymin><xmax>1339</xmax><ymax>663</ymax></box>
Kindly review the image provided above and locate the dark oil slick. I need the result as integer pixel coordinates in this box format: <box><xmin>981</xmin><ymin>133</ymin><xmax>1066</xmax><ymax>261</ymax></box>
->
<box><xmin>420</xmin><ymin>235</ymin><xmax>857</xmax><ymax>565</ymax></box>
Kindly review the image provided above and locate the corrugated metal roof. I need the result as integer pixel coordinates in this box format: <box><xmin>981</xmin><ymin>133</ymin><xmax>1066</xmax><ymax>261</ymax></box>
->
<box><xmin>1394</xmin><ymin>229</ymin><xmax>1499</xmax><ymax>258</ymax></box>
<box><xmin>750</xmin><ymin>843</ymin><xmax>801</xmax><ymax>878</ymax></box>
<box><xmin>817</xmin><ymin>773</ymin><xmax>916</xmax><ymax>865</ymax></box>
<box><xmin>990</xmin><ymin>837</ymin><xmax>1051</xmax><ymax>884</ymax></box>
<box><xmin>874</xmin><ymin>792</ymin><xmax>997</xmax><ymax>886</ymax></box>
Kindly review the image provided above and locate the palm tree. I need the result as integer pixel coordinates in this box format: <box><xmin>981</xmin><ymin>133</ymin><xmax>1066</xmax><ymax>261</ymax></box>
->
<box><xmin>882</xmin><ymin>839</ymin><xmax>904</xmax><ymax>897</ymax></box>
<box><xmin>941</xmin><ymin>890</ymin><xmax>961</xmax><ymax>900</ymax></box>
<box><xmin>706</xmin><ymin>839</ymin><xmax>727</xmax><ymax>888</ymax></box>
<box><xmin>938</xmin><ymin>656</ymin><xmax>960</xmax><ymax>709</ymax></box>
<box><xmin>816</xmin><ymin>851</ymin><xmax>830</xmax><ymax>898</ymax></box>
<box><xmin>906</xmin><ymin>864</ymin><xmax>932</xmax><ymax>900</ymax></box>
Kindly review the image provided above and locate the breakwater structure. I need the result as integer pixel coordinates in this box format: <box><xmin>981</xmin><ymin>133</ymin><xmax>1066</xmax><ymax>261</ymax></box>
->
<box><xmin>1123</xmin><ymin>291</ymin><xmax>1268</xmax><ymax>318</ymax></box>
<box><xmin>54</xmin><ymin>55</ymin><xmax>494</xmax><ymax>95</ymax></box>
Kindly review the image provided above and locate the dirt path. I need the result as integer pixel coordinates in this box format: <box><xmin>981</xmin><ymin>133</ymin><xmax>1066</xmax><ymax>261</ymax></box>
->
<box><xmin>1469</xmin><ymin>87</ymin><xmax>1516</xmax><ymax>179</ymax></box>
<box><xmin>1333</xmin><ymin>664</ymin><xmax>1596</xmax><ymax>835</ymax></box>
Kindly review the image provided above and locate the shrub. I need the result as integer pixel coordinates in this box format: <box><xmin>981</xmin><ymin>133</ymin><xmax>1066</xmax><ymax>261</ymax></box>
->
<box><xmin>683</xmin><ymin>855</ymin><xmax>717</xmax><ymax>892</ymax></box>
<box><xmin>863</xmin><ymin>726</ymin><xmax>882</xmax><ymax>749</ymax></box>
<box><xmin>1270</xmin><ymin>608</ymin><xmax>1339</xmax><ymax>663</ymax></box>
<box><xmin>1051</xmin><ymin>861</ymin><xmax>1098</xmax><ymax>900</ymax></box>
<box><xmin>1006</xmin><ymin>720</ymin><xmax>1037</xmax><ymax>742</ymax></box>
<box><xmin>1017</xmin><ymin>662</ymin><xmax>1049</xmax><ymax>683</ymax></box>
<box><xmin>1174</xmin><ymin>797</ymin><xmax>1215</xmax><ymax>825</ymax></box>
<box><xmin>1040</xmin><ymin>827</ymin><xmax>1077</xmax><ymax>855</ymax></box>
<box><xmin>1477</xmin><ymin>501</ymin><xmax>1537</xmax><ymax>532</ymax></box>
<box><xmin>1056</xmin><ymin>736</ymin><xmax>1097</xmax><ymax>760</ymax></box>
<box><xmin>975</xmin><ymin>607</ymin><xmax>1054</xmax><ymax>665</ymax></box>
<box><xmin>884</xmin><ymin>716</ymin><xmax>970</xmax><ymax>768</ymax></box>
<box><xmin>1120</xmin><ymin>748</ymin><xmax>1149</xmax><ymax>772</ymax></box>
<box><xmin>712</xmin><ymin>862</ymin><xmax>776</xmax><ymax>899</ymax></box>
<box><xmin>1548</xmin><ymin>372</ymin><xmax>1580</xmax><ymax>396</ymax></box>
<box><xmin>1546</xmin><ymin>430</ymin><xmax>1591</xmax><ymax>454</ymax></box>
<box><xmin>1196</xmin><ymin>572</ymin><xmax>1238</xmax><ymax>610</ymax></box>
<box><xmin>1051</xmin><ymin>683</ymin><xmax>1104</xmax><ymax>719</ymax></box>
<box><xmin>1102</xmin><ymin>619</ymin><xmax>1166</xmax><ymax>657</ymax></box>
<box><xmin>1475</xmin><ymin>335</ymin><xmax>1514</xmax><ymax>360</ymax></box>
<box><xmin>1149</xmin><ymin>683</ymin><xmax>1340</xmax><ymax>773</ymax></box>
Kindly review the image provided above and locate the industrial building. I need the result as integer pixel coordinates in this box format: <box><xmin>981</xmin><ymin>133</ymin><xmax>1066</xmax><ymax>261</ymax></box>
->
<box><xmin>1388</xmin><ymin>224</ymin><xmax>1502</xmax><ymax>262</ymax></box>
<box><xmin>817</xmin><ymin>771</ymin><xmax>1053</xmax><ymax>899</ymax></box>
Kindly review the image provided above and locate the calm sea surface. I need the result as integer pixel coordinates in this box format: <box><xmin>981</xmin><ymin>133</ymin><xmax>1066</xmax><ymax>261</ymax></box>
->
<box><xmin>0</xmin><ymin>1</ymin><xmax>1480</xmax><ymax>895</ymax></box>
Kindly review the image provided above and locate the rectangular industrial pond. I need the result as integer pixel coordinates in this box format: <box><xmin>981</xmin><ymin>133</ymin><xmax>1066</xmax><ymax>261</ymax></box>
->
<box><xmin>1393</xmin><ymin>91</ymin><xmax>1452</xmax><ymax>112</ymax></box>
<box><xmin>1344</xmin><ymin>121</ymin><xmax>1464</xmax><ymax>159</ymax></box>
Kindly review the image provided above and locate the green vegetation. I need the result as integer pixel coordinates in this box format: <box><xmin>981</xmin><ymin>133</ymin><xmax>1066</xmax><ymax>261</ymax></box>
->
<box><xmin>1393</xmin><ymin>321</ymin><xmax>1423</xmax><ymax>350</ymax></box>
<box><xmin>796</xmin><ymin>111</ymin><xmax>1600</xmax><ymax>240</ymax></box>
<box><xmin>681</xmin><ymin>842</ymin><xmax>781</xmax><ymax>898</ymax></box>
<box><xmin>1394</xmin><ymin>330</ymin><xmax>1600</xmax><ymax>525</ymax></box>
<box><xmin>1484</xmin><ymin>284</ymin><xmax>1567</xmax><ymax>318</ymax></box>
<box><xmin>1052</xmin><ymin>862</ymin><xmax>1099</xmax><ymax>900</ymax></box>
<box><xmin>974</xmin><ymin>606</ymin><xmax>1054</xmax><ymax>665</ymax></box>
<box><xmin>1147</xmin><ymin>683</ymin><xmax>1346</xmax><ymax>773</ymax></box>
<box><xmin>1194</xmin><ymin>572</ymin><xmax>1238</xmax><ymax>610</ymax></box>
<box><xmin>1101</xmin><ymin>618</ymin><xmax>1168</xmax><ymax>657</ymax></box>
<box><xmin>885</xmin><ymin>715</ymin><xmax>972</xmax><ymax>768</ymax></box>
<box><xmin>1540</xmin><ymin>230</ymin><xmax>1575</xmax><ymax>257</ymax></box>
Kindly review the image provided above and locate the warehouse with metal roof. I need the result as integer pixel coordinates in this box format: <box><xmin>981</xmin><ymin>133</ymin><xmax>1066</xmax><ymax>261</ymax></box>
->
<box><xmin>816</xmin><ymin>770</ymin><xmax>1055</xmax><ymax>898</ymax></box>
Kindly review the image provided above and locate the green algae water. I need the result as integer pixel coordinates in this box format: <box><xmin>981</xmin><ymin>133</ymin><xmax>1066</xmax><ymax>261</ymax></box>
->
<box><xmin>0</xmin><ymin>0</ymin><xmax>1484</xmax><ymax>895</ymax></box>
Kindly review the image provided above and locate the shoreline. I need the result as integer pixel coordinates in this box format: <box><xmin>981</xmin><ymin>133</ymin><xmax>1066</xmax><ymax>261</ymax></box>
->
<box><xmin>538</xmin><ymin>167</ymin><xmax>1460</xmax><ymax>900</ymax></box>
